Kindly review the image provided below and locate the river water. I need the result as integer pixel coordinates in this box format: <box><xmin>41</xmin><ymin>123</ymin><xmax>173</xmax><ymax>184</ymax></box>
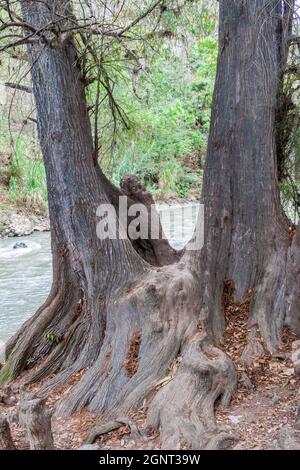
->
<box><xmin>0</xmin><ymin>204</ymin><xmax>199</xmax><ymax>344</ymax></box>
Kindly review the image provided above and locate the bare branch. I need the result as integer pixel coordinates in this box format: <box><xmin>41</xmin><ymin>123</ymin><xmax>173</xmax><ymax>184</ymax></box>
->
<box><xmin>3</xmin><ymin>82</ymin><xmax>32</xmax><ymax>93</ymax></box>
<box><xmin>288</xmin><ymin>35</ymin><xmax>300</xmax><ymax>44</ymax></box>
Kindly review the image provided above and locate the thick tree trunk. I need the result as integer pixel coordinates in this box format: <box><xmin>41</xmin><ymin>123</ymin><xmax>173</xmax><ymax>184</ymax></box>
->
<box><xmin>1</xmin><ymin>0</ymin><xmax>299</xmax><ymax>450</ymax></box>
<box><xmin>195</xmin><ymin>0</ymin><xmax>291</xmax><ymax>352</ymax></box>
<box><xmin>1</xmin><ymin>0</ymin><xmax>175</xmax><ymax>386</ymax></box>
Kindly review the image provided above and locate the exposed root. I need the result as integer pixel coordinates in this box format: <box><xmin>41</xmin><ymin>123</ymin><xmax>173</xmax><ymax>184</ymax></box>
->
<box><xmin>5</xmin><ymin>241</ymin><xmax>299</xmax><ymax>450</ymax></box>
<box><xmin>146</xmin><ymin>335</ymin><xmax>237</xmax><ymax>450</ymax></box>
<box><xmin>3</xmin><ymin>288</ymin><xmax>110</xmax><ymax>401</ymax></box>
<box><xmin>54</xmin><ymin>264</ymin><xmax>197</xmax><ymax>418</ymax></box>
<box><xmin>2</xmin><ymin>264</ymin><xmax>238</xmax><ymax>450</ymax></box>
<box><xmin>86</xmin><ymin>417</ymin><xmax>142</xmax><ymax>445</ymax></box>
<box><xmin>1</xmin><ymin>256</ymin><xmax>81</xmax><ymax>383</ymax></box>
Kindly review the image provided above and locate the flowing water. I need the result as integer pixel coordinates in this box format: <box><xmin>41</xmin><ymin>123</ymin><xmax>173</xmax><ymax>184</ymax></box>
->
<box><xmin>0</xmin><ymin>232</ymin><xmax>52</xmax><ymax>344</ymax></box>
<box><xmin>0</xmin><ymin>204</ymin><xmax>199</xmax><ymax>346</ymax></box>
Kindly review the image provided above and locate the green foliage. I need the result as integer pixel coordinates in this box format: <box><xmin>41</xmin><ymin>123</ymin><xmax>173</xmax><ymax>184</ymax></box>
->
<box><xmin>158</xmin><ymin>159</ymin><xmax>182</xmax><ymax>197</ymax></box>
<box><xmin>191</xmin><ymin>37</ymin><xmax>218</xmax><ymax>129</ymax></box>
<box><xmin>176</xmin><ymin>172</ymin><xmax>201</xmax><ymax>199</ymax></box>
<box><xmin>0</xmin><ymin>124</ymin><xmax>47</xmax><ymax>207</ymax></box>
<box><xmin>0</xmin><ymin>365</ymin><xmax>11</xmax><ymax>384</ymax></box>
<box><xmin>98</xmin><ymin>34</ymin><xmax>217</xmax><ymax>199</ymax></box>
<box><xmin>0</xmin><ymin>1</ymin><xmax>219</xmax><ymax>204</ymax></box>
<box><xmin>277</xmin><ymin>41</ymin><xmax>300</xmax><ymax>220</ymax></box>
<box><xmin>43</xmin><ymin>330</ymin><xmax>62</xmax><ymax>344</ymax></box>
<box><xmin>10</xmin><ymin>139</ymin><xmax>45</xmax><ymax>193</ymax></box>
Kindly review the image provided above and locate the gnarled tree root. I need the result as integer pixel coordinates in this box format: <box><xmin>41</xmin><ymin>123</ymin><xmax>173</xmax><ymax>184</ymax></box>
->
<box><xmin>146</xmin><ymin>336</ymin><xmax>237</xmax><ymax>449</ymax></box>
<box><xmin>3</xmin><ymin>261</ymin><xmax>239</xmax><ymax>450</ymax></box>
<box><xmin>18</xmin><ymin>392</ymin><xmax>55</xmax><ymax>450</ymax></box>
<box><xmin>85</xmin><ymin>417</ymin><xmax>143</xmax><ymax>445</ymax></box>
<box><xmin>84</xmin><ymin>335</ymin><xmax>237</xmax><ymax>450</ymax></box>
<box><xmin>53</xmin><ymin>264</ymin><xmax>198</xmax><ymax>417</ymax></box>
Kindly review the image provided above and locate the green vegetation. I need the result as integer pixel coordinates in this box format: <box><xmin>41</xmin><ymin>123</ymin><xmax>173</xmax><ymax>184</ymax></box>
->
<box><xmin>8</xmin><ymin>141</ymin><xmax>46</xmax><ymax>204</ymax></box>
<box><xmin>277</xmin><ymin>62</ymin><xmax>300</xmax><ymax>222</ymax></box>
<box><xmin>43</xmin><ymin>331</ymin><xmax>62</xmax><ymax>344</ymax></box>
<box><xmin>0</xmin><ymin>1</ymin><xmax>298</xmax><ymax>215</ymax></box>
<box><xmin>0</xmin><ymin>117</ymin><xmax>46</xmax><ymax>212</ymax></box>
<box><xmin>100</xmin><ymin>37</ymin><xmax>217</xmax><ymax>199</ymax></box>
<box><xmin>0</xmin><ymin>5</ymin><xmax>218</xmax><ymax>207</ymax></box>
<box><xmin>0</xmin><ymin>365</ymin><xmax>11</xmax><ymax>384</ymax></box>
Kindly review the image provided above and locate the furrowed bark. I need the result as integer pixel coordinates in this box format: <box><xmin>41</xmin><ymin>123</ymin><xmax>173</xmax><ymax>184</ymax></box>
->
<box><xmin>1</xmin><ymin>0</ymin><xmax>147</xmax><ymax>386</ymax></box>
<box><xmin>189</xmin><ymin>0</ymin><xmax>291</xmax><ymax>351</ymax></box>
<box><xmin>146</xmin><ymin>337</ymin><xmax>237</xmax><ymax>450</ymax></box>
<box><xmin>21</xmin><ymin>397</ymin><xmax>55</xmax><ymax>450</ymax></box>
<box><xmin>1</xmin><ymin>0</ymin><xmax>178</xmax><ymax>386</ymax></box>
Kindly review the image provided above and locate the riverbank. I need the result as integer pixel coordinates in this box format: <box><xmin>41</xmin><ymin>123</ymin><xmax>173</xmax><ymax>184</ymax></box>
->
<box><xmin>0</xmin><ymin>210</ymin><xmax>49</xmax><ymax>238</ymax></box>
<box><xmin>0</xmin><ymin>184</ymin><xmax>49</xmax><ymax>238</ymax></box>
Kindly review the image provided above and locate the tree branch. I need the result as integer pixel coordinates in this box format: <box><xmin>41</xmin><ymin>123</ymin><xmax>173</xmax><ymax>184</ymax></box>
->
<box><xmin>3</xmin><ymin>82</ymin><xmax>32</xmax><ymax>93</ymax></box>
<box><xmin>288</xmin><ymin>35</ymin><xmax>300</xmax><ymax>44</ymax></box>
